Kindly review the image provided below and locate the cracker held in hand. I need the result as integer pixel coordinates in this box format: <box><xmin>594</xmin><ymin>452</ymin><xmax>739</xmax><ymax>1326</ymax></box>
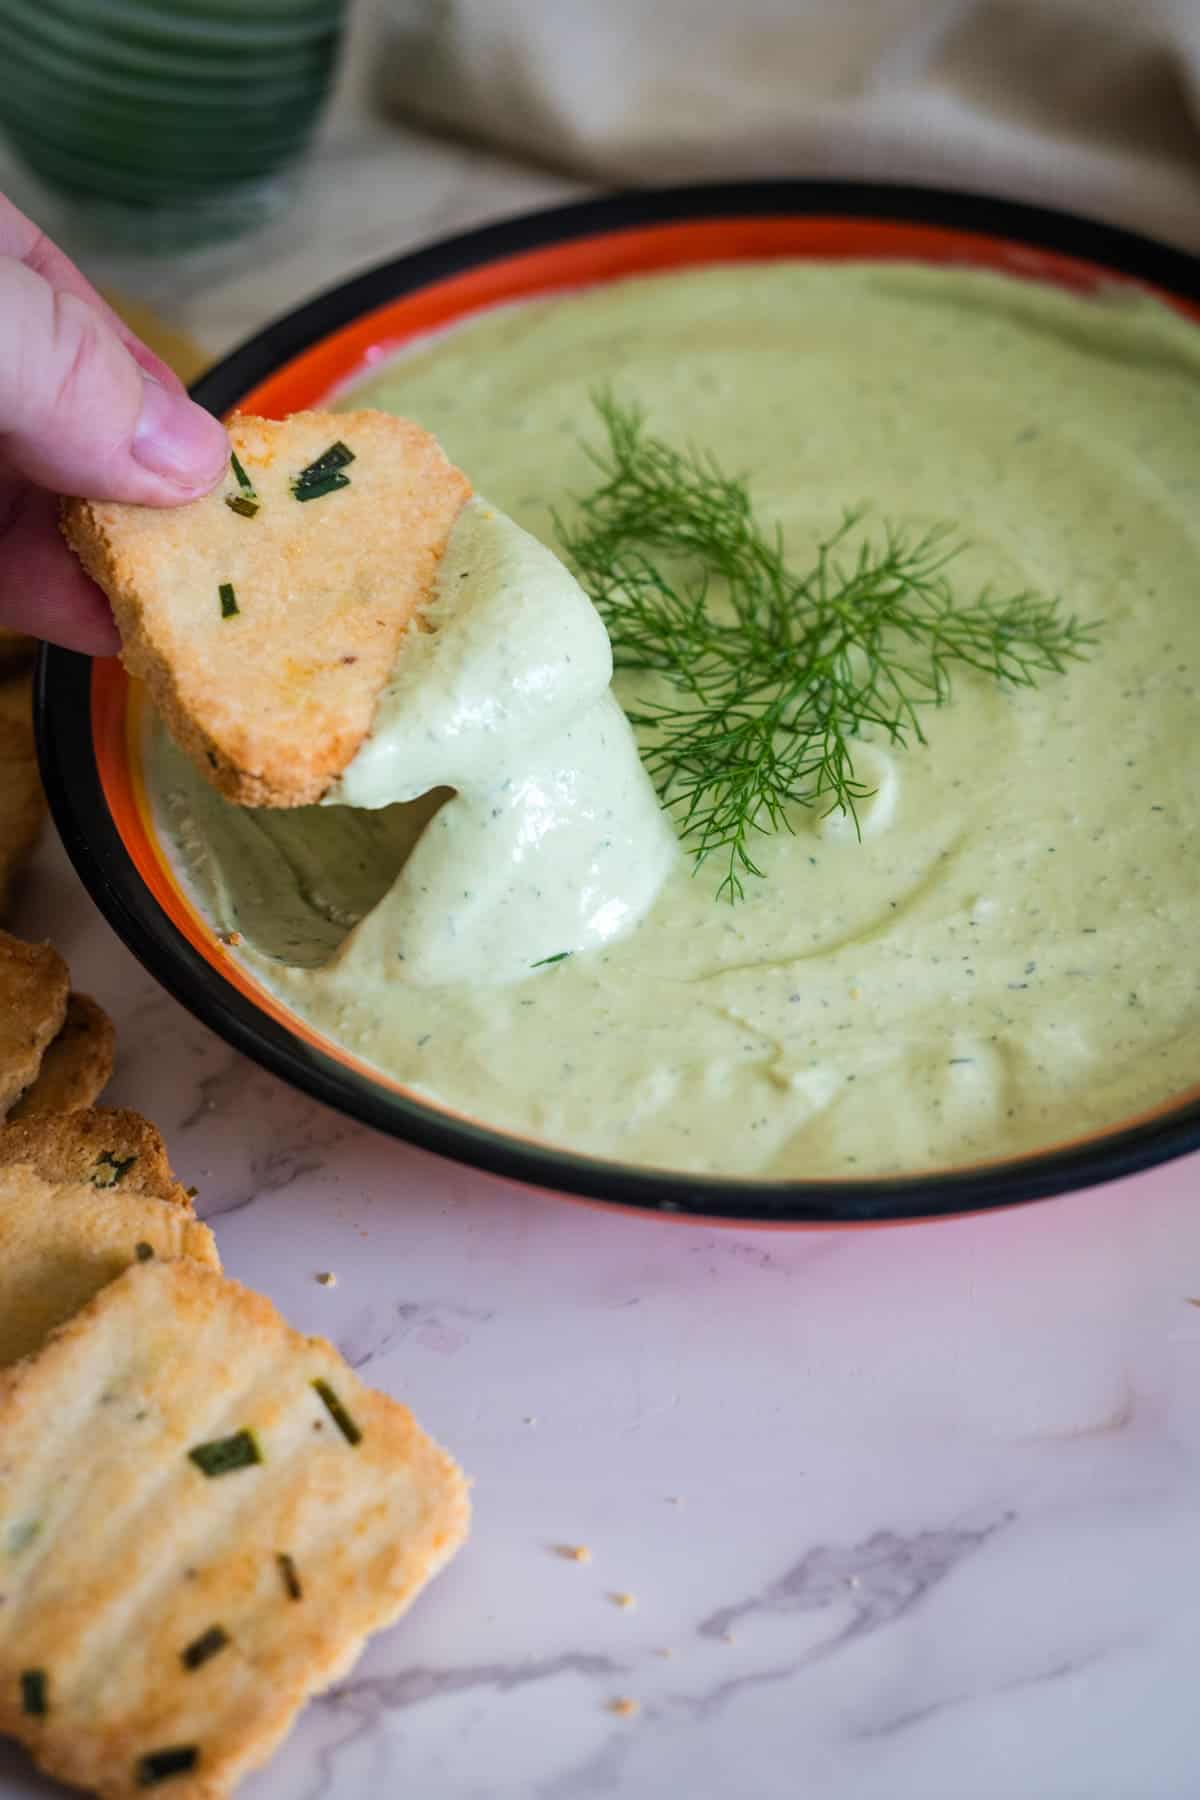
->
<box><xmin>0</xmin><ymin>1108</ymin><xmax>216</xmax><ymax>1360</ymax></box>
<box><xmin>0</xmin><ymin>1260</ymin><xmax>469</xmax><ymax>1800</ymax></box>
<box><xmin>61</xmin><ymin>410</ymin><xmax>473</xmax><ymax>807</ymax></box>
<box><xmin>0</xmin><ymin>931</ymin><xmax>68</xmax><ymax>1114</ymax></box>
<box><xmin>9</xmin><ymin>992</ymin><xmax>115</xmax><ymax>1119</ymax></box>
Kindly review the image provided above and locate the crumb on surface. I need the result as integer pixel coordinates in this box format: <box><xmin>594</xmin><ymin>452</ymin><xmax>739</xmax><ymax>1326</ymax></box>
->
<box><xmin>217</xmin><ymin>930</ymin><xmax>243</xmax><ymax>947</ymax></box>
<box><xmin>721</xmin><ymin>1631</ymin><xmax>736</xmax><ymax>1644</ymax></box>
<box><xmin>656</xmin><ymin>1648</ymin><xmax>674</xmax><ymax>1659</ymax></box>
<box><xmin>610</xmin><ymin>1591</ymin><xmax>636</xmax><ymax>1610</ymax></box>
<box><xmin>316</xmin><ymin>1271</ymin><xmax>337</xmax><ymax>1287</ymax></box>
<box><xmin>608</xmin><ymin>1697</ymin><xmax>639</xmax><ymax>1719</ymax></box>
<box><xmin>557</xmin><ymin>1544</ymin><xmax>591</xmax><ymax>1563</ymax></box>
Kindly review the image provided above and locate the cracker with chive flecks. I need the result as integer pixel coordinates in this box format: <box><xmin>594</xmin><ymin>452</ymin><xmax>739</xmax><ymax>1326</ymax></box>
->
<box><xmin>61</xmin><ymin>410</ymin><xmax>473</xmax><ymax>808</ymax></box>
<box><xmin>0</xmin><ymin>931</ymin><xmax>68</xmax><ymax>1115</ymax></box>
<box><xmin>0</xmin><ymin>1107</ymin><xmax>192</xmax><ymax>1207</ymax></box>
<box><xmin>0</xmin><ymin>1164</ymin><xmax>218</xmax><ymax>1368</ymax></box>
<box><xmin>0</xmin><ymin>1258</ymin><xmax>470</xmax><ymax>1800</ymax></box>
<box><xmin>9</xmin><ymin>993</ymin><xmax>115</xmax><ymax>1120</ymax></box>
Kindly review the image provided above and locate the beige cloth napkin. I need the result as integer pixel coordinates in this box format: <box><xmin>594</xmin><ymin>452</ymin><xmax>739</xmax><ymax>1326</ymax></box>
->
<box><xmin>377</xmin><ymin>0</ymin><xmax>1200</xmax><ymax>251</ymax></box>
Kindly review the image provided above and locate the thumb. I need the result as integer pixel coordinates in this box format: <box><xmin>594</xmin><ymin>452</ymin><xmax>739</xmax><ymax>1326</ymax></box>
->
<box><xmin>0</xmin><ymin>255</ymin><xmax>227</xmax><ymax>505</ymax></box>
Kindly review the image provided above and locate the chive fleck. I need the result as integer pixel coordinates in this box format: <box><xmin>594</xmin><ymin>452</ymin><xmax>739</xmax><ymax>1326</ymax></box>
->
<box><xmin>219</xmin><ymin>582</ymin><xmax>239</xmax><ymax>619</ymax></box>
<box><xmin>295</xmin><ymin>441</ymin><xmax>354</xmax><ymax>485</ymax></box>
<box><xmin>312</xmin><ymin>1378</ymin><xmax>362</xmax><ymax>1445</ymax></box>
<box><xmin>8</xmin><ymin>1517</ymin><xmax>39</xmax><ymax>1554</ymax></box>
<box><xmin>91</xmin><ymin>1152</ymin><xmax>136</xmax><ymax>1188</ymax></box>
<box><xmin>188</xmin><ymin>1429</ymin><xmax>261</xmax><ymax>1477</ymax></box>
<box><xmin>230</xmin><ymin>451</ymin><xmax>254</xmax><ymax>492</ymax></box>
<box><xmin>136</xmin><ymin>1747</ymin><xmax>199</xmax><ymax>1786</ymax></box>
<box><xmin>181</xmin><ymin>1625</ymin><xmax>229</xmax><ymax>1670</ymax></box>
<box><xmin>291</xmin><ymin>470</ymin><xmax>350</xmax><ymax>503</ymax></box>
<box><xmin>277</xmin><ymin>1551</ymin><xmax>303</xmax><ymax>1600</ymax></box>
<box><xmin>20</xmin><ymin>1670</ymin><xmax>47</xmax><ymax>1716</ymax></box>
<box><xmin>531</xmin><ymin>951</ymin><xmax>571</xmax><ymax>968</ymax></box>
<box><xmin>291</xmin><ymin>437</ymin><xmax>354</xmax><ymax>502</ymax></box>
<box><xmin>224</xmin><ymin>494</ymin><xmax>259</xmax><ymax>519</ymax></box>
<box><xmin>135</xmin><ymin>1241</ymin><xmax>155</xmax><ymax>1262</ymax></box>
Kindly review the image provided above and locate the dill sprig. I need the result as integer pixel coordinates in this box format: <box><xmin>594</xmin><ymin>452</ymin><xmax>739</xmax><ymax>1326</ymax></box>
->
<box><xmin>557</xmin><ymin>393</ymin><xmax>1098</xmax><ymax>901</ymax></box>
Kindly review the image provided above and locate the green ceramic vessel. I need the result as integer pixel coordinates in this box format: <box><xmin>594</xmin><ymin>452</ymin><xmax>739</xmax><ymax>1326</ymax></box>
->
<box><xmin>0</xmin><ymin>0</ymin><xmax>346</xmax><ymax>247</ymax></box>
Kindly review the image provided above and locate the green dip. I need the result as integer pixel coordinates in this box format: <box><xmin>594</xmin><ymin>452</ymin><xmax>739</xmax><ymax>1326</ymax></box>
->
<box><xmin>149</xmin><ymin>261</ymin><xmax>1200</xmax><ymax>1177</ymax></box>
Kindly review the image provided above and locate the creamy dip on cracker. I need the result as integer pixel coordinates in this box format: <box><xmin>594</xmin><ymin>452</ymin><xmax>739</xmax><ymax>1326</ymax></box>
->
<box><xmin>149</xmin><ymin>261</ymin><xmax>1200</xmax><ymax>1177</ymax></box>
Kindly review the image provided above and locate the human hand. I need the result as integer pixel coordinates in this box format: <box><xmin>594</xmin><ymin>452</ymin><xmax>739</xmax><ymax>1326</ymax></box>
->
<box><xmin>0</xmin><ymin>195</ymin><xmax>228</xmax><ymax>655</ymax></box>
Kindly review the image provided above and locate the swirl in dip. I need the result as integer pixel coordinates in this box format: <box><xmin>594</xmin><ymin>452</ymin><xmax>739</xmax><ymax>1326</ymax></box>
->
<box><xmin>150</xmin><ymin>261</ymin><xmax>1200</xmax><ymax>1178</ymax></box>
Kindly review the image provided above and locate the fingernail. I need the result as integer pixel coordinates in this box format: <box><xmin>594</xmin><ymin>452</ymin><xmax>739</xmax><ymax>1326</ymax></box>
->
<box><xmin>132</xmin><ymin>374</ymin><xmax>227</xmax><ymax>489</ymax></box>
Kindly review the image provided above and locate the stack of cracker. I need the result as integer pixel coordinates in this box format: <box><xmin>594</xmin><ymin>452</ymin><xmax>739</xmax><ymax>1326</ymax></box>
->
<box><xmin>0</xmin><ymin>1108</ymin><xmax>470</xmax><ymax>1799</ymax></box>
<box><xmin>0</xmin><ymin>930</ymin><xmax>115</xmax><ymax>1123</ymax></box>
<box><xmin>0</xmin><ymin>637</ymin><xmax>115</xmax><ymax>1124</ymax></box>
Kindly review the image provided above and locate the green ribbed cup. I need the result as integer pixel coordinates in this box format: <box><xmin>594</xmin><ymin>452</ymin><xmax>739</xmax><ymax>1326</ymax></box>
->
<box><xmin>0</xmin><ymin>0</ymin><xmax>347</xmax><ymax>248</ymax></box>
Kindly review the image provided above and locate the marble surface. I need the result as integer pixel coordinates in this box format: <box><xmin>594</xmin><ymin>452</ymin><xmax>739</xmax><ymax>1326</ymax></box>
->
<box><xmin>9</xmin><ymin>830</ymin><xmax>1200</xmax><ymax>1800</ymax></box>
<box><xmin>6</xmin><ymin>13</ymin><xmax>1200</xmax><ymax>1798</ymax></box>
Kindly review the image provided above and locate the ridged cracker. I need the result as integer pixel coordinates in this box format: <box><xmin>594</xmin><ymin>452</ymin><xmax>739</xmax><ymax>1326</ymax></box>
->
<box><xmin>0</xmin><ymin>1258</ymin><xmax>470</xmax><ymax>1799</ymax></box>
<box><xmin>61</xmin><ymin>410</ymin><xmax>472</xmax><ymax>807</ymax></box>
<box><xmin>0</xmin><ymin>1164</ymin><xmax>218</xmax><ymax>1367</ymax></box>
<box><xmin>0</xmin><ymin>931</ymin><xmax>68</xmax><ymax>1114</ymax></box>
<box><xmin>9</xmin><ymin>993</ymin><xmax>115</xmax><ymax>1119</ymax></box>
<box><xmin>0</xmin><ymin>1107</ymin><xmax>193</xmax><ymax>1207</ymax></box>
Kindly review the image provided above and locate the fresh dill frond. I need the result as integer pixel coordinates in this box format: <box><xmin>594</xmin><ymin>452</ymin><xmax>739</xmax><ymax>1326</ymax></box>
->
<box><xmin>556</xmin><ymin>392</ymin><xmax>1098</xmax><ymax>901</ymax></box>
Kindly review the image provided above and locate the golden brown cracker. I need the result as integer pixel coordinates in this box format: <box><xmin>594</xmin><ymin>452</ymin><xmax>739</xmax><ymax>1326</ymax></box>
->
<box><xmin>62</xmin><ymin>410</ymin><xmax>473</xmax><ymax>807</ymax></box>
<box><xmin>0</xmin><ymin>1106</ymin><xmax>192</xmax><ymax>1207</ymax></box>
<box><xmin>0</xmin><ymin>674</ymin><xmax>45</xmax><ymax>918</ymax></box>
<box><xmin>9</xmin><ymin>993</ymin><xmax>115</xmax><ymax>1119</ymax></box>
<box><xmin>0</xmin><ymin>1258</ymin><xmax>470</xmax><ymax>1799</ymax></box>
<box><xmin>0</xmin><ymin>1164</ymin><xmax>218</xmax><ymax>1366</ymax></box>
<box><xmin>0</xmin><ymin>626</ymin><xmax>35</xmax><ymax>671</ymax></box>
<box><xmin>0</xmin><ymin>665</ymin><xmax>32</xmax><ymax>727</ymax></box>
<box><xmin>0</xmin><ymin>931</ymin><xmax>68</xmax><ymax>1114</ymax></box>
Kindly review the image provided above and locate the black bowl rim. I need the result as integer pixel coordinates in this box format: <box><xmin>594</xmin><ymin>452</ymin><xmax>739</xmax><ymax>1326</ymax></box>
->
<box><xmin>37</xmin><ymin>176</ymin><xmax>1200</xmax><ymax>1225</ymax></box>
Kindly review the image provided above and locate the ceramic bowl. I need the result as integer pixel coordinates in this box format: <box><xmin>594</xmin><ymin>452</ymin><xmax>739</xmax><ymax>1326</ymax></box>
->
<box><xmin>36</xmin><ymin>181</ymin><xmax>1200</xmax><ymax>1224</ymax></box>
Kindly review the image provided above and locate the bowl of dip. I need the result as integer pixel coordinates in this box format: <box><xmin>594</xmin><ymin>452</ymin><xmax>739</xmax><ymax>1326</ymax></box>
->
<box><xmin>36</xmin><ymin>180</ymin><xmax>1200</xmax><ymax>1225</ymax></box>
